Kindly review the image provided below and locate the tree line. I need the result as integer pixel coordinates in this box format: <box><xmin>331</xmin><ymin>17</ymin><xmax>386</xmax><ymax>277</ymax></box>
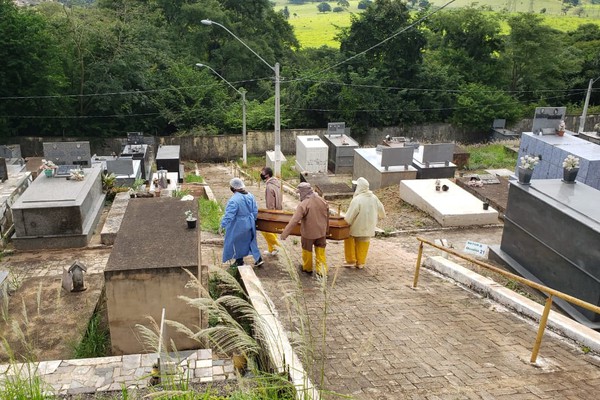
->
<box><xmin>0</xmin><ymin>0</ymin><xmax>599</xmax><ymax>143</ymax></box>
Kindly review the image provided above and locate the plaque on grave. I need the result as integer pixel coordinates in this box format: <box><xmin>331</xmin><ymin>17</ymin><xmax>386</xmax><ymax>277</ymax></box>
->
<box><xmin>43</xmin><ymin>142</ymin><xmax>92</xmax><ymax>166</ymax></box>
<box><xmin>0</xmin><ymin>158</ymin><xmax>8</xmax><ymax>182</ymax></box>
<box><xmin>54</xmin><ymin>165</ymin><xmax>79</xmax><ymax>178</ymax></box>
<box><xmin>380</xmin><ymin>147</ymin><xmax>414</xmax><ymax>171</ymax></box>
<box><xmin>532</xmin><ymin>107</ymin><xmax>566</xmax><ymax>135</ymax></box>
<box><xmin>327</xmin><ymin>122</ymin><xmax>345</xmax><ymax>136</ymax></box>
<box><xmin>127</xmin><ymin>132</ymin><xmax>144</xmax><ymax>145</ymax></box>
<box><xmin>106</xmin><ymin>159</ymin><xmax>135</xmax><ymax>176</ymax></box>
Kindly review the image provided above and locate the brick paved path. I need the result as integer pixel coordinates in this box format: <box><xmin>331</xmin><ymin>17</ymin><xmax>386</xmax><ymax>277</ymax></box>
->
<box><xmin>203</xmin><ymin>164</ymin><xmax>600</xmax><ymax>400</ymax></box>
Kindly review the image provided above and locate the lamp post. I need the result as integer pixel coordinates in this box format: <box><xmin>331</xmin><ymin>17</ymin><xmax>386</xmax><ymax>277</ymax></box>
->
<box><xmin>201</xmin><ymin>19</ymin><xmax>281</xmax><ymax>177</ymax></box>
<box><xmin>578</xmin><ymin>76</ymin><xmax>600</xmax><ymax>135</ymax></box>
<box><xmin>196</xmin><ymin>63</ymin><xmax>247</xmax><ymax>165</ymax></box>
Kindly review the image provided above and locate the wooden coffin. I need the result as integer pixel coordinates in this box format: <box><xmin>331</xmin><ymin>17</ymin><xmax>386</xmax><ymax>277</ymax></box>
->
<box><xmin>256</xmin><ymin>209</ymin><xmax>350</xmax><ymax>241</ymax></box>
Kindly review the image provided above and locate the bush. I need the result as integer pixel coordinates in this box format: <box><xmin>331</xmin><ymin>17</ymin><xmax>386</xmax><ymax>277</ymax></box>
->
<box><xmin>317</xmin><ymin>2</ymin><xmax>331</xmax><ymax>12</ymax></box>
<box><xmin>333</xmin><ymin>6</ymin><xmax>344</xmax><ymax>12</ymax></box>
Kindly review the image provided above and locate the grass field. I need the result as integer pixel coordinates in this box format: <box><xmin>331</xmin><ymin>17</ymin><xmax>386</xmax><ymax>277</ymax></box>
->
<box><xmin>274</xmin><ymin>0</ymin><xmax>600</xmax><ymax>48</ymax></box>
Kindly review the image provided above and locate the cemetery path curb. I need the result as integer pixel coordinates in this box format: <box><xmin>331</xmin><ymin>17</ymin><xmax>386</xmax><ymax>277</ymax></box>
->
<box><xmin>424</xmin><ymin>256</ymin><xmax>600</xmax><ymax>355</ymax></box>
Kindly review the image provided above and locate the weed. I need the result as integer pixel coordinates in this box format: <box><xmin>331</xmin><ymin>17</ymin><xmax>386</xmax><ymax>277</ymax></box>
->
<box><xmin>465</xmin><ymin>142</ymin><xmax>518</xmax><ymax>171</ymax></box>
<box><xmin>172</xmin><ymin>188</ymin><xmax>191</xmax><ymax>199</ymax></box>
<box><xmin>0</xmin><ymin>360</ymin><xmax>52</xmax><ymax>400</ymax></box>
<box><xmin>199</xmin><ymin>198</ymin><xmax>223</xmax><ymax>234</ymax></box>
<box><xmin>185</xmin><ymin>174</ymin><xmax>204</xmax><ymax>183</ymax></box>
<box><xmin>582</xmin><ymin>345</ymin><xmax>591</xmax><ymax>354</ymax></box>
<box><xmin>505</xmin><ymin>280</ymin><xmax>519</xmax><ymax>291</ymax></box>
<box><xmin>73</xmin><ymin>308</ymin><xmax>110</xmax><ymax>358</ymax></box>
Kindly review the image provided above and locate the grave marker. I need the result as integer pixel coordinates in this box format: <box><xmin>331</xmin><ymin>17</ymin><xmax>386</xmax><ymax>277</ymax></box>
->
<box><xmin>43</xmin><ymin>142</ymin><xmax>92</xmax><ymax>166</ymax></box>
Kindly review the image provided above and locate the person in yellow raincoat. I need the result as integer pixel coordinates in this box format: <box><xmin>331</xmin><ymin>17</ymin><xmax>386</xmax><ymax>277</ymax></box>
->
<box><xmin>343</xmin><ymin>177</ymin><xmax>385</xmax><ymax>269</ymax></box>
<box><xmin>280</xmin><ymin>182</ymin><xmax>329</xmax><ymax>276</ymax></box>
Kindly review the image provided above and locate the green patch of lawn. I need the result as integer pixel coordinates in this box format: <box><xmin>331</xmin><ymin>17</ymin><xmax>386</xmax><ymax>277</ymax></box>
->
<box><xmin>274</xmin><ymin>0</ymin><xmax>363</xmax><ymax>48</ymax></box>
<box><xmin>465</xmin><ymin>142</ymin><xmax>518</xmax><ymax>171</ymax></box>
<box><xmin>273</xmin><ymin>1</ymin><xmax>600</xmax><ymax>48</ymax></box>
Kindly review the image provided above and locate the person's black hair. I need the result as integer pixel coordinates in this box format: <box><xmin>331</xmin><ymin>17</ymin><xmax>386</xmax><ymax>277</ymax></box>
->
<box><xmin>262</xmin><ymin>167</ymin><xmax>273</xmax><ymax>178</ymax></box>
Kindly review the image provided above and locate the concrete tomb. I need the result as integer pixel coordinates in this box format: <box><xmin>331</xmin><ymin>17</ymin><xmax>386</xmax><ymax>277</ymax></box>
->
<box><xmin>156</xmin><ymin>145</ymin><xmax>183</xmax><ymax>183</ymax></box>
<box><xmin>295</xmin><ymin>135</ymin><xmax>328</xmax><ymax>174</ymax></box>
<box><xmin>517</xmin><ymin>132</ymin><xmax>600</xmax><ymax>190</ymax></box>
<box><xmin>104</xmin><ymin>197</ymin><xmax>206</xmax><ymax>355</ymax></box>
<box><xmin>265</xmin><ymin>150</ymin><xmax>287</xmax><ymax>171</ymax></box>
<box><xmin>121</xmin><ymin>143</ymin><xmax>153</xmax><ymax>180</ymax></box>
<box><xmin>353</xmin><ymin>147</ymin><xmax>417</xmax><ymax>190</ymax></box>
<box><xmin>321</xmin><ymin>133</ymin><xmax>358</xmax><ymax>174</ymax></box>
<box><xmin>412</xmin><ymin>143</ymin><xmax>457</xmax><ymax>179</ymax></box>
<box><xmin>491</xmin><ymin>119</ymin><xmax>519</xmax><ymax>141</ymax></box>
<box><xmin>10</xmin><ymin>164</ymin><xmax>105</xmax><ymax>250</ymax></box>
<box><xmin>43</xmin><ymin>141</ymin><xmax>92</xmax><ymax>167</ymax></box>
<box><xmin>0</xmin><ymin>145</ymin><xmax>21</xmax><ymax>159</ymax></box>
<box><xmin>490</xmin><ymin>180</ymin><xmax>600</xmax><ymax>329</ymax></box>
<box><xmin>400</xmin><ymin>178</ymin><xmax>499</xmax><ymax>227</ymax></box>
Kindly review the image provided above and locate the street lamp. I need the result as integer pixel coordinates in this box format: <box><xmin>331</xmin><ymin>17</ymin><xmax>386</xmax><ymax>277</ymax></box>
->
<box><xmin>201</xmin><ymin>19</ymin><xmax>281</xmax><ymax>177</ymax></box>
<box><xmin>578</xmin><ymin>76</ymin><xmax>600</xmax><ymax>134</ymax></box>
<box><xmin>196</xmin><ymin>63</ymin><xmax>247</xmax><ymax>165</ymax></box>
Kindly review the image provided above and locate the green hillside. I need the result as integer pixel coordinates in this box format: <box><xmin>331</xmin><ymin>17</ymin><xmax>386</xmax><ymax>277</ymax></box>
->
<box><xmin>274</xmin><ymin>0</ymin><xmax>600</xmax><ymax>48</ymax></box>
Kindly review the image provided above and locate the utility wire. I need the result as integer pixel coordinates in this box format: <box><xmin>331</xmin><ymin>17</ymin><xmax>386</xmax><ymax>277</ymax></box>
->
<box><xmin>294</xmin><ymin>0</ymin><xmax>457</xmax><ymax>80</ymax></box>
<box><xmin>0</xmin><ymin>78</ymin><xmax>272</xmax><ymax>101</ymax></box>
<box><xmin>282</xmin><ymin>78</ymin><xmax>593</xmax><ymax>95</ymax></box>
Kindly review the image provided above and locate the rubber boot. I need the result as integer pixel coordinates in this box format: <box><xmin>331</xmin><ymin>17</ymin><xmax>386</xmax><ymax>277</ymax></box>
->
<box><xmin>315</xmin><ymin>246</ymin><xmax>328</xmax><ymax>276</ymax></box>
<box><xmin>302</xmin><ymin>249</ymin><xmax>313</xmax><ymax>273</ymax></box>
<box><xmin>343</xmin><ymin>237</ymin><xmax>357</xmax><ymax>267</ymax></box>
<box><xmin>261</xmin><ymin>232</ymin><xmax>280</xmax><ymax>253</ymax></box>
<box><xmin>356</xmin><ymin>240</ymin><xmax>370</xmax><ymax>269</ymax></box>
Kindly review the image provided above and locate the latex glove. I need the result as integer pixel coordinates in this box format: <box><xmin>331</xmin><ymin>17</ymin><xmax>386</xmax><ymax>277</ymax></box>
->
<box><xmin>218</xmin><ymin>227</ymin><xmax>224</xmax><ymax>236</ymax></box>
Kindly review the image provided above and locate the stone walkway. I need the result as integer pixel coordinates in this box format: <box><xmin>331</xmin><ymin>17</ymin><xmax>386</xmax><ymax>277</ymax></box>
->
<box><xmin>201</xmin><ymin>163</ymin><xmax>600</xmax><ymax>400</ymax></box>
<box><xmin>0</xmin><ymin>349</ymin><xmax>234</xmax><ymax>396</ymax></box>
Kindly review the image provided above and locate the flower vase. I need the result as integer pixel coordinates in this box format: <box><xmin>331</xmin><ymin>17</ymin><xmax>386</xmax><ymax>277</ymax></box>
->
<box><xmin>44</xmin><ymin>169</ymin><xmax>54</xmax><ymax>178</ymax></box>
<box><xmin>563</xmin><ymin>168</ymin><xmax>579</xmax><ymax>183</ymax></box>
<box><xmin>186</xmin><ymin>219</ymin><xmax>197</xmax><ymax>229</ymax></box>
<box><xmin>557</xmin><ymin>130</ymin><xmax>565</xmax><ymax>137</ymax></box>
<box><xmin>517</xmin><ymin>167</ymin><xmax>533</xmax><ymax>185</ymax></box>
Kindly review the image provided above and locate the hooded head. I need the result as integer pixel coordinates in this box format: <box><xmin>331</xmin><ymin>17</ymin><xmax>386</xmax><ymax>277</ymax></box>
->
<box><xmin>230</xmin><ymin>178</ymin><xmax>245</xmax><ymax>191</ymax></box>
<box><xmin>354</xmin><ymin>177</ymin><xmax>370</xmax><ymax>197</ymax></box>
<box><xmin>297</xmin><ymin>182</ymin><xmax>314</xmax><ymax>201</ymax></box>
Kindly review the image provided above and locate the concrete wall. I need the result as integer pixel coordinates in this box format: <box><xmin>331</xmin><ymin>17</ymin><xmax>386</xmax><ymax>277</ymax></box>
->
<box><xmin>6</xmin><ymin>115</ymin><xmax>600</xmax><ymax>163</ymax></box>
<box><xmin>105</xmin><ymin>266</ymin><xmax>202</xmax><ymax>355</ymax></box>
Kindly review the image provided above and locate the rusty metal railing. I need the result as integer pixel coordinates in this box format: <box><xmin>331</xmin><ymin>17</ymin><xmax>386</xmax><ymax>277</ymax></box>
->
<box><xmin>413</xmin><ymin>236</ymin><xmax>600</xmax><ymax>363</ymax></box>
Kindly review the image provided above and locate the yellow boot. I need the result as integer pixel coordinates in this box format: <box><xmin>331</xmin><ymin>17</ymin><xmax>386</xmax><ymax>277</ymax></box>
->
<box><xmin>356</xmin><ymin>240</ymin><xmax>370</xmax><ymax>269</ymax></box>
<box><xmin>301</xmin><ymin>249</ymin><xmax>313</xmax><ymax>273</ymax></box>
<box><xmin>343</xmin><ymin>237</ymin><xmax>357</xmax><ymax>267</ymax></box>
<box><xmin>315</xmin><ymin>246</ymin><xmax>328</xmax><ymax>276</ymax></box>
<box><xmin>261</xmin><ymin>232</ymin><xmax>280</xmax><ymax>255</ymax></box>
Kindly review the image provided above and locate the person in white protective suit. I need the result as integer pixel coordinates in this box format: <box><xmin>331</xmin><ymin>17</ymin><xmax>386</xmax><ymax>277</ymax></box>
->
<box><xmin>343</xmin><ymin>177</ymin><xmax>386</xmax><ymax>269</ymax></box>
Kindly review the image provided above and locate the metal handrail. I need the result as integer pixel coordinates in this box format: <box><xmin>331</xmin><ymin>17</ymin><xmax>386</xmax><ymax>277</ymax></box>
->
<box><xmin>413</xmin><ymin>236</ymin><xmax>600</xmax><ymax>363</ymax></box>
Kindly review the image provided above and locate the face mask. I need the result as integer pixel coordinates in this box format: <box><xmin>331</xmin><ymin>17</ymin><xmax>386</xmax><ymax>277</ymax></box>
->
<box><xmin>260</xmin><ymin>173</ymin><xmax>267</xmax><ymax>181</ymax></box>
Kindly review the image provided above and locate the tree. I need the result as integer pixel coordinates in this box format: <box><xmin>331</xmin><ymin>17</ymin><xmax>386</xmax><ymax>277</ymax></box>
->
<box><xmin>424</xmin><ymin>7</ymin><xmax>504</xmax><ymax>86</ymax></box>
<box><xmin>281</xmin><ymin>6</ymin><xmax>290</xmax><ymax>19</ymax></box>
<box><xmin>337</xmin><ymin>0</ymin><xmax>350</xmax><ymax>7</ymax></box>
<box><xmin>357</xmin><ymin>0</ymin><xmax>370</xmax><ymax>9</ymax></box>
<box><xmin>0</xmin><ymin>0</ymin><xmax>68</xmax><ymax>137</ymax></box>
<box><xmin>502</xmin><ymin>13</ymin><xmax>581</xmax><ymax>103</ymax></box>
<box><xmin>335</xmin><ymin>0</ymin><xmax>427</xmax><ymax>130</ymax></box>
<box><xmin>317</xmin><ymin>2</ymin><xmax>332</xmax><ymax>12</ymax></box>
<box><xmin>451</xmin><ymin>83</ymin><xmax>522</xmax><ymax>135</ymax></box>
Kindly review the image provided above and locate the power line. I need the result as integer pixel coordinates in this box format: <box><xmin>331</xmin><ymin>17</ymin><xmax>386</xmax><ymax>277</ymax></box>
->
<box><xmin>0</xmin><ymin>78</ymin><xmax>271</xmax><ymax>101</ymax></box>
<box><xmin>293</xmin><ymin>0</ymin><xmax>457</xmax><ymax>81</ymax></box>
